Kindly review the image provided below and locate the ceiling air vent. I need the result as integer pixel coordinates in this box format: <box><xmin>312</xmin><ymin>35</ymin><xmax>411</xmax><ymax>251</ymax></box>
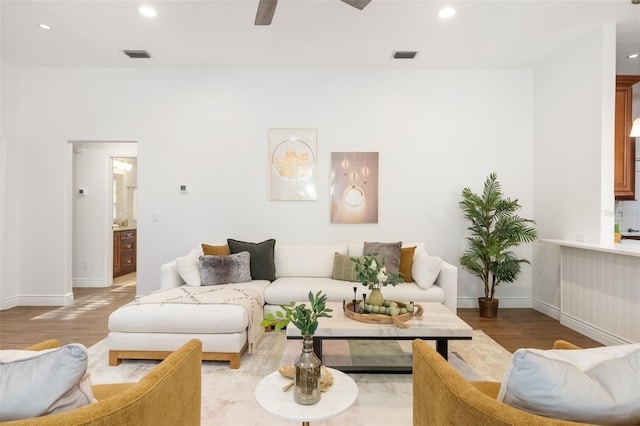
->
<box><xmin>123</xmin><ymin>50</ymin><xmax>151</xmax><ymax>59</ymax></box>
<box><xmin>392</xmin><ymin>51</ymin><xmax>418</xmax><ymax>59</ymax></box>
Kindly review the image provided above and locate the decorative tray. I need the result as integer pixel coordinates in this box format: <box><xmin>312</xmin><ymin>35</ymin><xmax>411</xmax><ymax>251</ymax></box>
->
<box><xmin>343</xmin><ymin>300</ymin><xmax>423</xmax><ymax>328</ymax></box>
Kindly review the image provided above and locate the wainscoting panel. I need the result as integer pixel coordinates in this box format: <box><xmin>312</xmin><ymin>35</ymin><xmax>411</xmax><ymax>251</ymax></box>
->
<box><xmin>561</xmin><ymin>247</ymin><xmax>639</xmax><ymax>344</ymax></box>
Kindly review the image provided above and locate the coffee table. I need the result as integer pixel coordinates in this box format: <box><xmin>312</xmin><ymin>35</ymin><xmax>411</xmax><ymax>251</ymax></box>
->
<box><xmin>286</xmin><ymin>302</ymin><xmax>473</xmax><ymax>373</ymax></box>
<box><xmin>254</xmin><ymin>367</ymin><xmax>358</xmax><ymax>426</ymax></box>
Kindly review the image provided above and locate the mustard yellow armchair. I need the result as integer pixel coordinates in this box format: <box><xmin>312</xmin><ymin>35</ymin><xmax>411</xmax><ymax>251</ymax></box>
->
<box><xmin>2</xmin><ymin>339</ymin><xmax>202</xmax><ymax>425</ymax></box>
<box><xmin>412</xmin><ymin>339</ymin><xmax>593</xmax><ymax>426</ymax></box>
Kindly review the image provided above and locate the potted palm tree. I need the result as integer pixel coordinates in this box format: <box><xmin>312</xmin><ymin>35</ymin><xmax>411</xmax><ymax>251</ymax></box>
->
<box><xmin>459</xmin><ymin>173</ymin><xmax>538</xmax><ymax>318</ymax></box>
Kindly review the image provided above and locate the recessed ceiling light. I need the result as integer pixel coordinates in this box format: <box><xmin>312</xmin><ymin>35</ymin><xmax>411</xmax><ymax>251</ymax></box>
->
<box><xmin>627</xmin><ymin>53</ymin><xmax>640</xmax><ymax>60</ymax></box>
<box><xmin>38</xmin><ymin>23</ymin><xmax>52</xmax><ymax>30</ymax></box>
<box><xmin>438</xmin><ymin>7</ymin><xmax>456</xmax><ymax>19</ymax></box>
<box><xmin>138</xmin><ymin>6</ymin><xmax>157</xmax><ymax>17</ymax></box>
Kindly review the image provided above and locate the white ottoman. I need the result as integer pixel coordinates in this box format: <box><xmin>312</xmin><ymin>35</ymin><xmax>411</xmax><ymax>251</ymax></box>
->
<box><xmin>108</xmin><ymin>285</ymin><xmax>267</xmax><ymax>369</ymax></box>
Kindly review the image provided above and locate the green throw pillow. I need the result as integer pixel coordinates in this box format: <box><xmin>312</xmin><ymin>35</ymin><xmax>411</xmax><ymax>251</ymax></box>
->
<box><xmin>227</xmin><ymin>238</ymin><xmax>276</xmax><ymax>281</ymax></box>
<box><xmin>332</xmin><ymin>252</ymin><xmax>361</xmax><ymax>282</ymax></box>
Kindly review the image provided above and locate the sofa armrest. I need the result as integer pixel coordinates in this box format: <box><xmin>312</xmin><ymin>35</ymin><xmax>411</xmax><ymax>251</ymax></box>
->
<box><xmin>24</xmin><ymin>339</ymin><xmax>61</xmax><ymax>351</ymax></box>
<box><xmin>160</xmin><ymin>260</ymin><xmax>185</xmax><ymax>290</ymax></box>
<box><xmin>553</xmin><ymin>340</ymin><xmax>582</xmax><ymax>350</ymax></box>
<box><xmin>435</xmin><ymin>261</ymin><xmax>457</xmax><ymax>314</ymax></box>
<box><xmin>412</xmin><ymin>339</ymin><xmax>586</xmax><ymax>426</ymax></box>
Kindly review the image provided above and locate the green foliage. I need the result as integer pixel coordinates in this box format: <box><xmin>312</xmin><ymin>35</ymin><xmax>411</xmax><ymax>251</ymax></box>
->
<box><xmin>259</xmin><ymin>291</ymin><xmax>332</xmax><ymax>336</ymax></box>
<box><xmin>459</xmin><ymin>173</ymin><xmax>538</xmax><ymax>301</ymax></box>
<box><xmin>351</xmin><ymin>253</ymin><xmax>404</xmax><ymax>291</ymax></box>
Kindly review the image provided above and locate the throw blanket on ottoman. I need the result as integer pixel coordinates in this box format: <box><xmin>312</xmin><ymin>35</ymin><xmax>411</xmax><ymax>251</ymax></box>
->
<box><xmin>127</xmin><ymin>287</ymin><xmax>265</xmax><ymax>353</ymax></box>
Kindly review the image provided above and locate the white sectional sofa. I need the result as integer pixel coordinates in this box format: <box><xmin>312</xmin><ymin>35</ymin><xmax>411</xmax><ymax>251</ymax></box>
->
<box><xmin>160</xmin><ymin>241</ymin><xmax>457</xmax><ymax>313</ymax></box>
<box><xmin>108</xmin><ymin>241</ymin><xmax>457</xmax><ymax>369</ymax></box>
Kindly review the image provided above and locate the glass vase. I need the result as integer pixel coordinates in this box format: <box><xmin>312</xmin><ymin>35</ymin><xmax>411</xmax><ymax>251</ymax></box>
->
<box><xmin>369</xmin><ymin>288</ymin><xmax>384</xmax><ymax>306</ymax></box>
<box><xmin>294</xmin><ymin>335</ymin><xmax>322</xmax><ymax>405</ymax></box>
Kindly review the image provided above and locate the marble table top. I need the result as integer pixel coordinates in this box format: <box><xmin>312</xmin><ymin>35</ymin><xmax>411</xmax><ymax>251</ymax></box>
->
<box><xmin>287</xmin><ymin>302</ymin><xmax>473</xmax><ymax>339</ymax></box>
<box><xmin>254</xmin><ymin>367</ymin><xmax>358</xmax><ymax>423</ymax></box>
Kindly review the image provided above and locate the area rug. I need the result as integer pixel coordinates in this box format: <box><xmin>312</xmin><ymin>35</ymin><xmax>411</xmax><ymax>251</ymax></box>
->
<box><xmin>88</xmin><ymin>330</ymin><xmax>511</xmax><ymax>426</ymax></box>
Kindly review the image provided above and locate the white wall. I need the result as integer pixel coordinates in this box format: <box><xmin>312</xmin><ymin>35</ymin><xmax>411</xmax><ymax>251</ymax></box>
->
<box><xmin>72</xmin><ymin>143</ymin><xmax>136</xmax><ymax>288</ymax></box>
<box><xmin>1</xmin><ymin>67</ymin><xmax>535</xmax><ymax>306</ymax></box>
<box><xmin>532</xmin><ymin>24</ymin><xmax>617</xmax><ymax>316</ymax></box>
<box><xmin>1</xmin><ymin>61</ymin><xmax>27</xmax><ymax>309</ymax></box>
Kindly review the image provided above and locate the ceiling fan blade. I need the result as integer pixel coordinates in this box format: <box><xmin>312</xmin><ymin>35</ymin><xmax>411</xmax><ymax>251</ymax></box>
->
<box><xmin>255</xmin><ymin>0</ymin><xmax>278</xmax><ymax>25</ymax></box>
<box><xmin>339</xmin><ymin>0</ymin><xmax>371</xmax><ymax>10</ymax></box>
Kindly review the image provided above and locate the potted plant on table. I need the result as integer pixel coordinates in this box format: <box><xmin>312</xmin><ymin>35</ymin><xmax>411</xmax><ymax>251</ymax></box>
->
<box><xmin>352</xmin><ymin>253</ymin><xmax>403</xmax><ymax>307</ymax></box>
<box><xmin>260</xmin><ymin>291</ymin><xmax>332</xmax><ymax>405</ymax></box>
<box><xmin>459</xmin><ymin>173</ymin><xmax>538</xmax><ymax>318</ymax></box>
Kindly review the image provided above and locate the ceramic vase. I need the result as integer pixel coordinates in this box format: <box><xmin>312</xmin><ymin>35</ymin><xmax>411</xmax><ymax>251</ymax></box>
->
<box><xmin>294</xmin><ymin>335</ymin><xmax>321</xmax><ymax>405</ymax></box>
<box><xmin>368</xmin><ymin>288</ymin><xmax>384</xmax><ymax>307</ymax></box>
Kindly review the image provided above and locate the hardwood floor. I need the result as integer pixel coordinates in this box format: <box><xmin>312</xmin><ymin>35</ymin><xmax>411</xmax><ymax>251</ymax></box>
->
<box><xmin>458</xmin><ymin>308</ymin><xmax>601</xmax><ymax>352</ymax></box>
<box><xmin>0</xmin><ymin>273</ymin><xmax>136</xmax><ymax>349</ymax></box>
<box><xmin>0</xmin><ymin>275</ymin><xmax>602</xmax><ymax>351</ymax></box>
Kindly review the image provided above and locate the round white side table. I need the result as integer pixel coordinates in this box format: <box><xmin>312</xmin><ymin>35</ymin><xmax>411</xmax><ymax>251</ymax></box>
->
<box><xmin>255</xmin><ymin>367</ymin><xmax>358</xmax><ymax>426</ymax></box>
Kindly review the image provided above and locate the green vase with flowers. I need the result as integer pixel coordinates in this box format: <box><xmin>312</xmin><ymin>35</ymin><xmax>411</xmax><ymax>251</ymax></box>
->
<box><xmin>351</xmin><ymin>253</ymin><xmax>403</xmax><ymax>306</ymax></box>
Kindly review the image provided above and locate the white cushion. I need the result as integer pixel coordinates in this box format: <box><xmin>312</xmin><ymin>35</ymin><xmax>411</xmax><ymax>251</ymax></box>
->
<box><xmin>498</xmin><ymin>344</ymin><xmax>640</xmax><ymax>425</ymax></box>
<box><xmin>0</xmin><ymin>344</ymin><xmax>94</xmax><ymax>421</ymax></box>
<box><xmin>347</xmin><ymin>242</ymin><xmax>364</xmax><ymax>257</ymax></box>
<box><xmin>275</xmin><ymin>243</ymin><xmax>348</xmax><ymax>278</ymax></box>
<box><xmin>412</xmin><ymin>253</ymin><xmax>442</xmax><ymax>289</ymax></box>
<box><xmin>264</xmin><ymin>277</ymin><xmax>444</xmax><ymax>305</ymax></box>
<box><xmin>348</xmin><ymin>242</ymin><xmax>426</xmax><ymax>258</ymax></box>
<box><xmin>175</xmin><ymin>248</ymin><xmax>202</xmax><ymax>286</ymax></box>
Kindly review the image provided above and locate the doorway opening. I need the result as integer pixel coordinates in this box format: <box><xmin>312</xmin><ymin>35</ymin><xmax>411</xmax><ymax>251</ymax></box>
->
<box><xmin>71</xmin><ymin>141</ymin><xmax>137</xmax><ymax>289</ymax></box>
<box><xmin>112</xmin><ymin>157</ymin><xmax>137</xmax><ymax>282</ymax></box>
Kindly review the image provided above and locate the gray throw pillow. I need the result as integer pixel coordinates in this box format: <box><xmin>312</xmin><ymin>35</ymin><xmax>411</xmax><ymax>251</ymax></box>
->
<box><xmin>363</xmin><ymin>241</ymin><xmax>402</xmax><ymax>276</ymax></box>
<box><xmin>227</xmin><ymin>239</ymin><xmax>276</xmax><ymax>281</ymax></box>
<box><xmin>0</xmin><ymin>344</ymin><xmax>93</xmax><ymax>421</ymax></box>
<box><xmin>199</xmin><ymin>251</ymin><xmax>252</xmax><ymax>285</ymax></box>
<box><xmin>331</xmin><ymin>252</ymin><xmax>361</xmax><ymax>282</ymax></box>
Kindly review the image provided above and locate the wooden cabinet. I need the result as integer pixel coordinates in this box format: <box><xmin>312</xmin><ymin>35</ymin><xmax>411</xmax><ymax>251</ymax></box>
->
<box><xmin>614</xmin><ymin>75</ymin><xmax>640</xmax><ymax>200</ymax></box>
<box><xmin>113</xmin><ymin>229</ymin><xmax>136</xmax><ymax>278</ymax></box>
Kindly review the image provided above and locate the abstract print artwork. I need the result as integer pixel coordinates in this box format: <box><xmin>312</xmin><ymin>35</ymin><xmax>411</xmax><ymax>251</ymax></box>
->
<box><xmin>269</xmin><ymin>128</ymin><xmax>317</xmax><ymax>201</ymax></box>
<box><xmin>330</xmin><ymin>152</ymin><xmax>379</xmax><ymax>223</ymax></box>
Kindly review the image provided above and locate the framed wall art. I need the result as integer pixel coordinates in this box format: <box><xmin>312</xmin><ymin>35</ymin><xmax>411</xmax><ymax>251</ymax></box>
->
<box><xmin>269</xmin><ymin>128</ymin><xmax>318</xmax><ymax>201</ymax></box>
<box><xmin>330</xmin><ymin>152</ymin><xmax>379</xmax><ymax>224</ymax></box>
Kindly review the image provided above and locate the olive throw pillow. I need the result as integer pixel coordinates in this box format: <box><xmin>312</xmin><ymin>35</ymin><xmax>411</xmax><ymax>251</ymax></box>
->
<box><xmin>227</xmin><ymin>238</ymin><xmax>276</xmax><ymax>281</ymax></box>
<box><xmin>331</xmin><ymin>252</ymin><xmax>362</xmax><ymax>282</ymax></box>
<box><xmin>363</xmin><ymin>241</ymin><xmax>402</xmax><ymax>276</ymax></box>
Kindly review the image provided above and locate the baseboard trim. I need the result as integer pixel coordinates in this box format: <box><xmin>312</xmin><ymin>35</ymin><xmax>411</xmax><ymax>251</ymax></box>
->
<box><xmin>1</xmin><ymin>296</ymin><xmax>20</xmax><ymax>311</ymax></box>
<box><xmin>72</xmin><ymin>278</ymin><xmax>109</xmax><ymax>288</ymax></box>
<box><xmin>531</xmin><ymin>298</ymin><xmax>560</xmax><ymax>320</ymax></box>
<box><xmin>457</xmin><ymin>297</ymin><xmax>532</xmax><ymax>309</ymax></box>
<box><xmin>560</xmin><ymin>312</ymin><xmax>631</xmax><ymax>345</ymax></box>
<box><xmin>2</xmin><ymin>293</ymin><xmax>74</xmax><ymax>308</ymax></box>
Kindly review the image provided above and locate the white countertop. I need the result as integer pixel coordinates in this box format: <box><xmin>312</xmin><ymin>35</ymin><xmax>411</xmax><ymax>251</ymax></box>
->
<box><xmin>112</xmin><ymin>226</ymin><xmax>137</xmax><ymax>232</ymax></box>
<box><xmin>541</xmin><ymin>239</ymin><xmax>640</xmax><ymax>257</ymax></box>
